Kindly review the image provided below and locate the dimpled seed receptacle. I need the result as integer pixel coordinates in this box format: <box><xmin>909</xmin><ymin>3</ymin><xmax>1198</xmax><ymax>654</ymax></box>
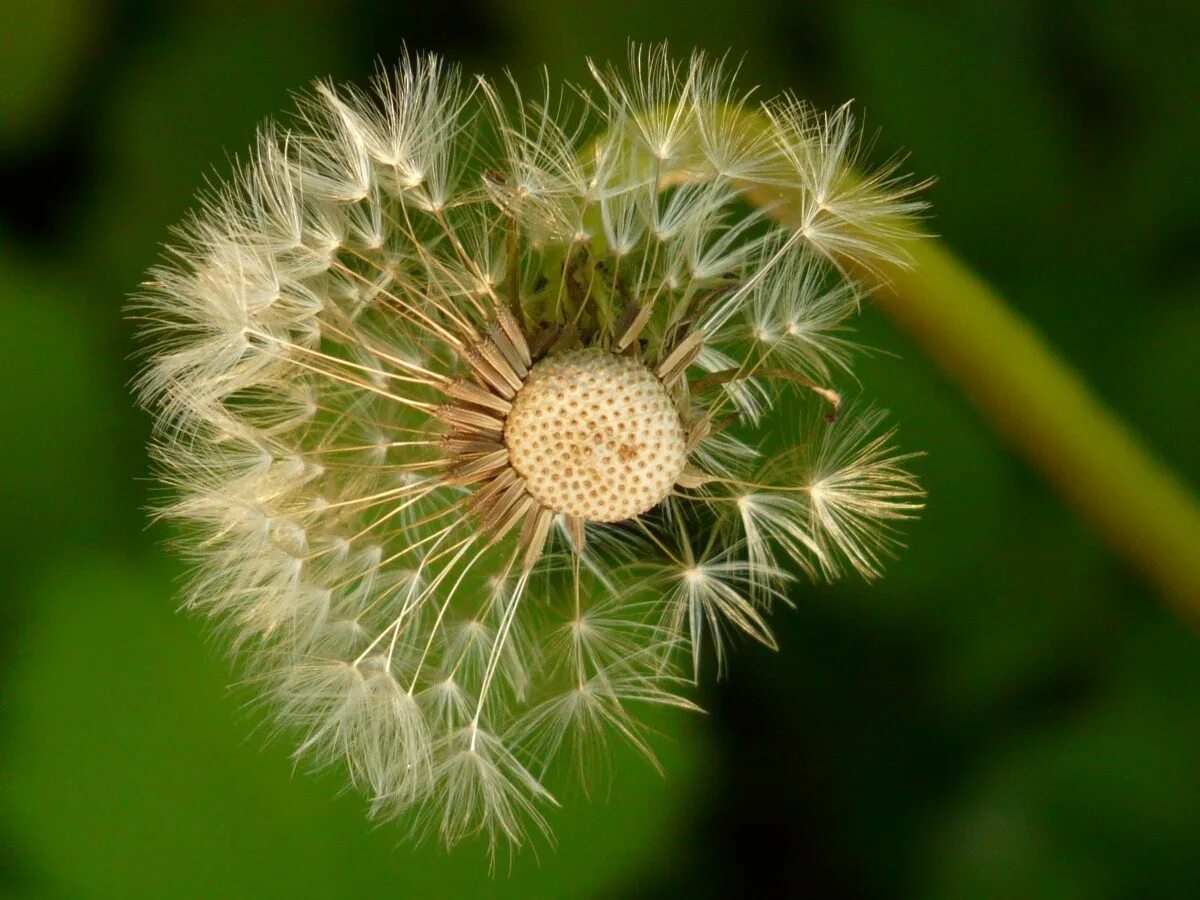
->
<box><xmin>504</xmin><ymin>348</ymin><xmax>688</xmax><ymax>523</ymax></box>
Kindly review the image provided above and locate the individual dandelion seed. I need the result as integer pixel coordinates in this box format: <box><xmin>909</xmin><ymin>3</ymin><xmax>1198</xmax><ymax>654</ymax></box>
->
<box><xmin>133</xmin><ymin>43</ymin><xmax>926</xmax><ymax>855</ymax></box>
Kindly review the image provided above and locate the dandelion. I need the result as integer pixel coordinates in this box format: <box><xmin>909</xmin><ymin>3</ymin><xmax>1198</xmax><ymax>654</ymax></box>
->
<box><xmin>134</xmin><ymin>44</ymin><xmax>925</xmax><ymax>854</ymax></box>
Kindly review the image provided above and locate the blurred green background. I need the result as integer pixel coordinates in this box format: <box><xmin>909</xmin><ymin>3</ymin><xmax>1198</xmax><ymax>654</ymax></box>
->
<box><xmin>2</xmin><ymin>1</ymin><xmax>1198</xmax><ymax>897</ymax></box>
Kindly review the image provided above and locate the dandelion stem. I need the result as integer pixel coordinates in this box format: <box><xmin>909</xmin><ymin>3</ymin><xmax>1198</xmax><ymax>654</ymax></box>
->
<box><xmin>746</xmin><ymin>166</ymin><xmax>1200</xmax><ymax>604</ymax></box>
<box><xmin>841</xmin><ymin>236</ymin><xmax>1200</xmax><ymax>609</ymax></box>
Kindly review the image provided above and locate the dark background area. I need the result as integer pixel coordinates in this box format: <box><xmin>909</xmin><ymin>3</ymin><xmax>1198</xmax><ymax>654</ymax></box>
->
<box><xmin>2</xmin><ymin>1</ymin><xmax>1198</xmax><ymax>897</ymax></box>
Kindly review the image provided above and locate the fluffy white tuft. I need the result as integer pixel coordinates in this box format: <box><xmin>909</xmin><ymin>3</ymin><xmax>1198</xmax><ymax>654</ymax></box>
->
<box><xmin>134</xmin><ymin>43</ymin><xmax>926</xmax><ymax>854</ymax></box>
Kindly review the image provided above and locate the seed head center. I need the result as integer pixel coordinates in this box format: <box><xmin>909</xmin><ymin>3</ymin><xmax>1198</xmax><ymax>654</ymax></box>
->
<box><xmin>504</xmin><ymin>348</ymin><xmax>687</xmax><ymax>523</ymax></box>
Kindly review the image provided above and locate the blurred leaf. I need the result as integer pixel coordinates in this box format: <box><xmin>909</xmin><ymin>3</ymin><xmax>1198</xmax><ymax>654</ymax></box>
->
<box><xmin>930</xmin><ymin>512</ymin><xmax>1110</xmax><ymax>714</ymax></box>
<box><xmin>837</xmin><ymin>1</ymin><xmax>1069</xmax><ymax>280</ymax></box>
<box><xmin>1119</xmin><ymin>300</ymin><xmax>1200</xmax><ymax>486</ymax></box>
<box><xmin>0</xmin><ymin>0</ymin><xmax>104</xmax><ymax>155</ymax></box>
<box><xmin>0</xmin><ymin>241</ymin><xmax>126</xmax><ymax>571</ymax></box>
<box><xmin>918</xmin><ymin>615</ymin><xmax>1200</xmax><ymax>899</ymax></box>
<box><xmin>76</xmin><ymin>3</ymin><xmax>352</xmax><ymax>291</ymax></box>
<box><xmin>497</xmin><ymin>0</ymin><xmax>779</xmax><ymax>86</ymax></box>
<box><xmin>843</xmin><ymin>308</ymin><xmax>1016</xmax><ymax>607</ymax></box>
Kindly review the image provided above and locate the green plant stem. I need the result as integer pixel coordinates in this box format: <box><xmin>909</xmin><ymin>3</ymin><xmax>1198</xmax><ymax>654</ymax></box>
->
<box><xmin>849</xmin><ymin>236</ymin><xmax>1200</xmax><ymax>608</ymax></box>
<box><xmin>732</xmin><ymin>119</ymin><xmax>1200</xmax><ymax>606</ymax></box>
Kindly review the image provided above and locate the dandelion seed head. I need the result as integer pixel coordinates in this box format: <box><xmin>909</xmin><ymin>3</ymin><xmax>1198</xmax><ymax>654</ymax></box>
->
<box><xmin>134</xmin><ymin>42</ymin><xmax>927</xmax><ymax>854</ymax></box>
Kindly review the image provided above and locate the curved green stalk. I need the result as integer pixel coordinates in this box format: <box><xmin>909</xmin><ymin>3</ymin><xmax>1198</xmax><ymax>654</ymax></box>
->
<box><xmin>755</xmin><ymin>183</ymin><xmax>1200</xmax><ymax>607</ymax></box>
<box><xmin>848</xmin><ymin>235</ymin><xmax>1200</xmax><ymax>609</ymax></box>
